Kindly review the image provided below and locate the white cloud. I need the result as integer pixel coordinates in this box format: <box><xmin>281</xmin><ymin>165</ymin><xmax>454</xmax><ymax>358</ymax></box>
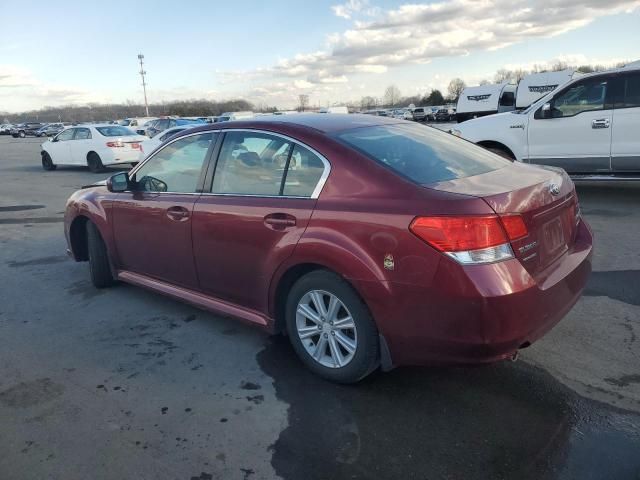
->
<box><xmin>332</xmin><ymin>0</ymin><xmax>380</xmax><ymax>19</ymax></box>
<box><xmin>236</xmin><ymin>0</ymin><xmax>640</xmax><ymax>90</ymax></box>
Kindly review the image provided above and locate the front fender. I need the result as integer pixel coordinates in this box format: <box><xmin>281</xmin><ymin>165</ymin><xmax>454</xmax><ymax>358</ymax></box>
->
<box><xmin>64</xmin><ymin>187</ymin><xmax>113</xmax><ymax>259</ymax></box>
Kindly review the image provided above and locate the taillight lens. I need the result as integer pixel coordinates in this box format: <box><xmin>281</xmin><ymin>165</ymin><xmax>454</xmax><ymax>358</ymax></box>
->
<box><xmin>410</xmin><ymin>215</ymin><xmax>528</xmax><ymax>265</ymax></box>
<box><xmin>106</xmin><ymin>140</ymin><xmax>124</xmax><ymax>148</ymax></box>
<box><xmin>500</xmin><ymin>215</ymin><xmax>528</xmax><ymax>240</ymax></box>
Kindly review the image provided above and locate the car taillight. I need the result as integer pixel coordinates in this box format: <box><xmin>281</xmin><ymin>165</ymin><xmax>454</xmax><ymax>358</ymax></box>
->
<box><xmin>131</xmin><ymin>142</ymin><xmax>141</xmax><ymax>150</ymax></box>
<box><xmin>409</xmin><ymin>215</ymin><xmax>528</xmax><ymax>265</ymax></box>
<box><xmin>106</xmin><ymin>141</ymin><xmax>124</xmax><ymax>148</ymax></box>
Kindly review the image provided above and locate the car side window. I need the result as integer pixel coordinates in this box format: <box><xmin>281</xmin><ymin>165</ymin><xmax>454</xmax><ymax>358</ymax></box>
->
<box><xmin>56</xmin><ymin>129</ymin><xmax>75</xmax><ymax>141</ymax></box>
<box><xmin>551</xmin><ymin>77</ymin><xmax>608</xmax><ymax>118</ymax></box>
<box><xmin>282</xmin><ymin>144</ymin><xmax>326</xmax><ymax>197</ymax></box>
<box><xmin>134</xmin><ymin>133</ymin><xmax>215</xmax><ymax>193</ymax></box>
<box><xmin>212</xmin><ymin>131</ymin><xmax>292</xmax><ymax>196</ymax></box>
<box><xmin>623</xmin><ymin>73</ymin><xmax>640</xmax><ymax>108</ymax></box>
<box><xmin>74</xmin><ymin>128</ymin><xmax>91</xmax><ymax>140</ymax></box>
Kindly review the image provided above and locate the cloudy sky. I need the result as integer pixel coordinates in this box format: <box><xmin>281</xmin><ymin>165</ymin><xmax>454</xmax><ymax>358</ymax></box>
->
<box><xmin>1</xmin><ymin>0</ymin><xmax>640</xmax><ymax>113</ymax></box>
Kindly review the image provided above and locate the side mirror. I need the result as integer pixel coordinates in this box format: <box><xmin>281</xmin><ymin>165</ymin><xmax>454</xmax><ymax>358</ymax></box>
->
<box><xmin>106</xmin><ymin>172</ymin><xmax>131</xmax><ymax>192</ymax></box>
<box><xmin>536</xmin><ymin>102</ymin><xmax>552</xmax><ymax>119</ymax></box>
<box><xmin>48</xmin><ymin>137</ymin><xmax>54</xmax><ymax>142</ymax></box>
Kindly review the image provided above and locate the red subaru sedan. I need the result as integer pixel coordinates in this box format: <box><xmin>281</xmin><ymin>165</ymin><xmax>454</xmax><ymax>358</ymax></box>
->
<box><xmin>64</xmin><ymin>114</ymin><xmax>592</xmax><ymax>383</ymax></box>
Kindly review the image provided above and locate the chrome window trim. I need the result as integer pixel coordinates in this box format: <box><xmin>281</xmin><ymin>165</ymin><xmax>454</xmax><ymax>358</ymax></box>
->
<box><xmin>127</xmin><ymin>128</ymin><xmax>331</xmax><ymax>199</ymax></box>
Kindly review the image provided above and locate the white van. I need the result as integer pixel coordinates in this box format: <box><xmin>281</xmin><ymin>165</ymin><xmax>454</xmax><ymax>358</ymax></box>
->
<box><xmin>456</xmin><ymin>82</ymin><xmax>517</xmax><ymax>122</ymax></box>
<box><xmin>516</xmin><ymin>69</ymin><xmax>579</xmax><ymax>109</ymax></box>
<box><xmin>450</xmin><ymin>61</ymin><xmax>640</xmax><ymax>176</ymax></box>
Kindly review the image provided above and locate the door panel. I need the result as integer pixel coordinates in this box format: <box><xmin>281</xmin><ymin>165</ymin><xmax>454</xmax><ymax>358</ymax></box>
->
<box><xmin>612</xmin><ymin>73</ymin><xmax>640</xmax><ymax>172</ymax></box>
<box><xmin>49</xmin><ymin>128</ymin><xmax>74</xmax><ymax>164</ymax></box>
<box><xmin>111</xmin><ymin>132</ymin><xmax>216</xmax><ymax>289</ymax></box>
<box><xmin>70</xmin><ymin>128</ymin><xmax>93</xmax><ymax>165</ymax></box>
<box><xmin>192</xmin><ymin>131</ymin><xmax>327</xmax><ymax>314</ymax></box>
<box><xmin>112</xmin><ymin>193</ymin><xmax>200</xmax><ymax>289</ymax></box>
<box><xmin>192</xmin><ymin>196</ymin><xmax>315</xmax><ymax>312</ymax></box>
<box><xmin>527</xmin><ymin>76</ymin><xmax>612</xmax><ymax>173</ymax></box>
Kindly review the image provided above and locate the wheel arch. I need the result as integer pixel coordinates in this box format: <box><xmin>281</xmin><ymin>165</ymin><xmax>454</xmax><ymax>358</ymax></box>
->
<box><xmin>69</xmin><ymin>215</ymin><xmax>90</xmax><ymax>261</ymax></box>
<box><xmin>476</xmin><ymin>140</ymin><xmax>516</xmax><ymax>160</ymax></box>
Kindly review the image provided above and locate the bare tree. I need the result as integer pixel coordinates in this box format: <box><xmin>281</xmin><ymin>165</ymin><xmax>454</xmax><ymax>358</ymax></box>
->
<box><xmin>494</xmin><ymin>68</ymin><xmax>514</xmax><ymax>83</ymax></box>
<box><xmin>360</xmin><ymin>96</ymin><xmax>377</xmax><ymax>110</ymax></box>
<box><xmin>479</xmin><ymin>79</ymin><xmax>490</xmax><ymax>86</ymax></box>
<box><xmin>447</xmin><ymin>78</ymin><xmax>466</xmax><ymax>102</ymax></box>
<box><xmin>298</xmin><ymin>94</ymin><xmax>310</xmax><ymax>112</ymax></box>
<box><xmin>383</xmin><ymin>85</ymin><xmax>401</xmax><ymax>107</ymax></box>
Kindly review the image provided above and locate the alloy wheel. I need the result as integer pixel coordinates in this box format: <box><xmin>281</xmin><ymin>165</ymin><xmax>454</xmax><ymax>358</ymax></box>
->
<box><xmin>295</xmin><ymin>290</ymin><xmax>358</xmax><ymax>369</ymax></box>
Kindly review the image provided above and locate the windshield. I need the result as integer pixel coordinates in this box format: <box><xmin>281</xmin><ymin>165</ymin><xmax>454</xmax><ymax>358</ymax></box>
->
<box><xmin>96</xmin><ymin>126</ymin><xmax>136</xmax><ymax>136</ymax></box>
<box><xmin>335</xmin><ymin>123</ymin><xmax>507</xmax><ymax>185</ymax></box>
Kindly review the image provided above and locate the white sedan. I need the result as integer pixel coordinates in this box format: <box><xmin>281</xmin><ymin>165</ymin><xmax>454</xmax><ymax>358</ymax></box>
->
<box><xmin>40</xmin><ymin>125</ymin><xmax>147</xmax><ymax>172</ymax></box>
<box><xmin>138</xmin><ymin>124</ymin><xmax>199</xmax><ymax>161</ymax></box>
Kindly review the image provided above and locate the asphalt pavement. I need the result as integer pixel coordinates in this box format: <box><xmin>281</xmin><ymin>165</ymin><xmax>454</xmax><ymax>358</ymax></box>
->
<box><xmin>0</xmin><ymin>135</ymin><xmax>639</xmax><ymax>480</ymax></box>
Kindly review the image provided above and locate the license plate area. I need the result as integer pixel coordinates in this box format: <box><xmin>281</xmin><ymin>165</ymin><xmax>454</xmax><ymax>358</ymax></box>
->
<box><xmin>543</xmin><ymin>217</ymin><xmax>566</xmax><ymax>256</ymax></box>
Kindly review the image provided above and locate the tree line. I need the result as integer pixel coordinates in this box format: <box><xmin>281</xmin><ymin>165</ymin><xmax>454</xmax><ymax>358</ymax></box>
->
<box><xmin>3</xmin><ymin>99</ymin><xmax>255</xmax><ymax>123</ymax></box>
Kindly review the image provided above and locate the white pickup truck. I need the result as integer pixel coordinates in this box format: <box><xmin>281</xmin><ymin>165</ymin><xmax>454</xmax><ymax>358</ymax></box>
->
<box><xmin>451</xmin><ymin>61</ymin><xmax>640</xmax><ymax>176</ymax></box>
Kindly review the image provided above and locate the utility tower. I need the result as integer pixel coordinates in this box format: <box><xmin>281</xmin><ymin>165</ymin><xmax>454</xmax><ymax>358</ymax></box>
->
<box><xmin>137</xmin><ymin>54</ymin><xmax>149</xmax><ymax>116</ymax></box>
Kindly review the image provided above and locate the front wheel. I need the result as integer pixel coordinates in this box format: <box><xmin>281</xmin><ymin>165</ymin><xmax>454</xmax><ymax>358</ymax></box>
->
<box><xmin>87</xmin><ymin>152</ymin><xmax>105</xmax><ymax>173</ymax></box>
<box><xmin>86</xmin><ymin>221</ymin><xmax>115</xmax><ymax>288</ymax></box>
<box><xmin>41</xmin><ymin>152</ymin><xmax>56</xmax><ymax>170</ymax></box>
<box><xmin>285</xmin><ymin>270</ymin><xmax>379</xmax><ymax>383</ymax></box>
<box><xmin>19</xmin><ymin>131</ymin><xmax>26</xmax><ymax>138</ymax></box>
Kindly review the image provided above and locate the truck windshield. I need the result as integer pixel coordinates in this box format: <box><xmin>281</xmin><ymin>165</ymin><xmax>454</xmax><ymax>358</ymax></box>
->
<box><xmin>335</xmin><ymin>123</ymin><xmax>507</xmax><ymax>185</ymax></box>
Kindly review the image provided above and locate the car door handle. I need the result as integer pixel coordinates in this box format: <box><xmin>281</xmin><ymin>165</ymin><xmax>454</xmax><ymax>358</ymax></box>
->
<box><xmin>166</xmin><ymin>206</ymin><xmax>190</xmax><ymax>221</ymax></box>
<box><xmin>264</xmin><ymin>213</ymin><xmax>296</xmax><ymax>229</ymax></box>
<box><xmin>592</xmin><ymin>118</ymin><xmax>610</xmax><ymax>129</ymax></box>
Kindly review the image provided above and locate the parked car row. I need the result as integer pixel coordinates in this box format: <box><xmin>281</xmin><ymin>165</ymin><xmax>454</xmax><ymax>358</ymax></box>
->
<box><xmin>362</xmin><ymin>106</ymin><xmax>456</xmax><ymax>122</ymax></box>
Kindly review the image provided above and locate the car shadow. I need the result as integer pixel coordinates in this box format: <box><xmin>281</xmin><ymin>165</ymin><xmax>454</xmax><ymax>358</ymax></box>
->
<box><xmin>258</xmin><ymin>335</ymin><xmax>640</xmax><ymax>480</ymax></box>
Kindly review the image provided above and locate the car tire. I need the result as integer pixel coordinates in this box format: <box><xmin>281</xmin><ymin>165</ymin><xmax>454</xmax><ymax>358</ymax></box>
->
<box><xmin>19</xmin><ymin>131</ymin><xmax>26</xmax><ymax>138</ymax></box>
<box><xmin>41</xmin><ymin>152</ymin><xmax>57</xmax><ymax>171</ymax></box>
<box><xmin>285</xmin><ymin>270</ymin><xmax>379</xmax><ymax>383</ymax></box>
<box><xmin>87</xmin><ymin>152</ymin><xmax>105</xmax><ymax>173</ymax></box>
<box><xmin>86</xmin><ymin>221</ymin><xmax>115</xmax><ymax>289</ymax></box>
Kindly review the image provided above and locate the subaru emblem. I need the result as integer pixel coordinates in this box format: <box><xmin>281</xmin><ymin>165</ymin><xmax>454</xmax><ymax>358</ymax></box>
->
<box><xmin>549</xmin><ymin>183</ymin><xmax>561</xmax><ymax>196</ymax></box>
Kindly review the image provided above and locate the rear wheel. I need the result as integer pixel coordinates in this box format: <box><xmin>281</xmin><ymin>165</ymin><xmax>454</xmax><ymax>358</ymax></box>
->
<box><xmin>86</xmin><ymin>222</ymin><xmax>115</xmax><ymax>288</ymax></box>
<box><xmin>41</xmin><ymin>152</ymin><xmax>56</xmax><ymax>171</ymax></box>
<box><xmin>87</xmin><ymin>152</ymin><xmax>105</xmax><ymax>173</ymax></box>
<box><xmin>19</xmin><ymin>131</ymin><xmax>25</xmax><ymax>138</ymax></box>
<box><xmin>285</xmin><ymin>270</ymin><xmax>379</xmax><ymax>383</ymax></box>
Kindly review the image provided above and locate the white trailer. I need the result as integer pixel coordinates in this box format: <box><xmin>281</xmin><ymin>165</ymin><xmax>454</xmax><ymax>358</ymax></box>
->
<box><xmin>455</xmin><ymin>82</ymin><xmax>517</xmax><ymax>123</ymax></box>
<box><xmin>515</xmin><ymin>69</ymin><xmax>578</xmax><ymax>109</ymax></box>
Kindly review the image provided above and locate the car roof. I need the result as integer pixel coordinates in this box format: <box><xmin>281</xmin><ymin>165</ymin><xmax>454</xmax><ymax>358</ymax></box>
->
<box><xmin>222</xmin><ymin>113</ymin><xmax>402</xmax><ymax>134</ymax></box>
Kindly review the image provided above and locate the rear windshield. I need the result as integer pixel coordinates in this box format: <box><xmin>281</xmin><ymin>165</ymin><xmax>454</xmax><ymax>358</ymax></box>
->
<box><xmin>96</xmin><ymin>126</ymin><xmax>136</xmax><ymax>137</ymax></box>
<box><xmin>335</xmin><ymin>123</ymin><xmax>507</xmax><ymax>185</ymax></box>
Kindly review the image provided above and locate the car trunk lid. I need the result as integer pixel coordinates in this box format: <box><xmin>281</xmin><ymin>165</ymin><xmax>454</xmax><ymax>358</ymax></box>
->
<box><xmin>428</xmin><ymin>163</ymin><xmax>579</xmax><ymax>277</ymax></box>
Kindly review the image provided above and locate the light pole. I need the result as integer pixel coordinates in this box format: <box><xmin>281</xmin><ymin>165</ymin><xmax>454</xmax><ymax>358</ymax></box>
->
<box><xmin>138</xmin><ymin>54</ymin><xmax>149</xmax><ymax>116</ymax></box>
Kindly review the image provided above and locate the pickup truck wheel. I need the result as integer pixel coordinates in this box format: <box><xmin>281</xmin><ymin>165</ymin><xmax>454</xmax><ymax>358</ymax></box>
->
<box><xmin>286</xmin><ymin>270</ymin><xmax>379</xmax><ymax>383</ymax></box>
<box><xmin>41</xmin><ymin>152</ymin><xmax>56</xmax><ymax>171</ymax></box>
<box><xmin>86</xmin><ymin>221</ymin><xmax>115</xmax><ymax>288</ymax></box>
<box><xmin>87</xmin><ymin>152</ymin><xmax>105</xmax><ymax>173</ymax></box>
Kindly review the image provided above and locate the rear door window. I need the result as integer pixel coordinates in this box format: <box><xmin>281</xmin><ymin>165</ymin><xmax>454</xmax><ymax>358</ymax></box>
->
<box><xmin>335</xmin><ymin>123</ymin><xmax>507</xmax><ymax>185</ymax></box>
<box><xmin>623</xmin><ymin>73</ymin><xmax>640</xmax><ymax>108</ymax></box>
<box><xmin>212</xmin><ymin>131</ymin><xmax>291</xmax><ymax>196</ymax></box>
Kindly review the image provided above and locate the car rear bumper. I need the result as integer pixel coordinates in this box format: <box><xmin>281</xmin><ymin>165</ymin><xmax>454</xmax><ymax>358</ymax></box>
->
<box><xmin>354</xmin><ymin>219</ymin><xmax>593</xmax><ymax>367</ymax></box>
